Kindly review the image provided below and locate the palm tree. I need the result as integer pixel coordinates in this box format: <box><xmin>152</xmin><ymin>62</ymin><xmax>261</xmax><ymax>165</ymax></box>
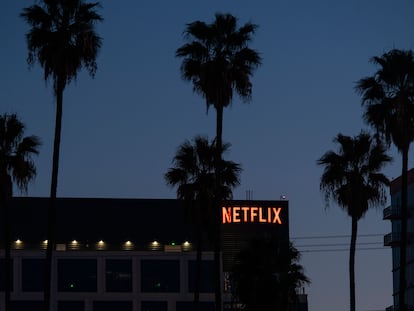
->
<box><xmin>356</xmin><ymin>49</ymin><xmax>414</xmax><ymax>311</ymax></box>
<box><xmin>231</xmin><ymin>240</ymin><xmax>310</xmax><ymax>311</ymax></box>
<box><xmin>0</xmin><ymin>113</ymin><xmax>40</xmax><ymax>311</ymax></box>
<box><xmin>176</xmin><ymin>13</ymin><xmax>261</xmax><ymax>310</ymax></box>
<box><xmin>21</xmin><ymin>1</ymin><xmax>102</xmax><ymax>310</ymax></box>
<box><xmin>317</xmin><ymin>132</ymin><xmax>391</xmax><ymax>311</ymax></box>
<box><xmin>165</xmin><ymin>135</ymin><xmax>241</xmax><ymax>311</ymax></box>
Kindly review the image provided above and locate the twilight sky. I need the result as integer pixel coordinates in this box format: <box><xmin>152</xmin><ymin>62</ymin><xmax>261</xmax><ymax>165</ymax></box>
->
<box><xmin>1</xmin><ymin>1</ymin><xmax>414</xmax><ymax>310</ymax></box>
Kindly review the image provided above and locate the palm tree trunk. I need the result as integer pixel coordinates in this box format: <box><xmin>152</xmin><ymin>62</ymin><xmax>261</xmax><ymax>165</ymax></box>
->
<box><xmin>399</xmin><ymin>149</ymin><xmax>408</xmax><ymax>311</ymax></box>
<box><xmin>1</xmin><ymin>174</ymin><xmax>12</xmax><ymax>311</ymax></box>
<box><xmin>214</xmin><ymin>105</ymin><xmax>224</xmax><ymax>311</ymax></box>
<box><xmin>45</xmin><ymin>80</ymin><xmax>64</xmax><ymax>311</ymax></box>
<box><xmin>349</xmin><ymin>216</ymin><xmax>358</xmax><ymax>311</ymax></box>
<box><xmin>194</xmin><ymin>202</ymin><xmax>202</xmax><ymax>311</ymax></box>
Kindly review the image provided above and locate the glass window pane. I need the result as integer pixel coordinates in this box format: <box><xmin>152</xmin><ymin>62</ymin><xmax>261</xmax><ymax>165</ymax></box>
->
<box><xmin>0</xmin><ymin>258</ymin><xmax>13</xmax><ymax>291</ymax></box>
<box><xmin>11</xmin><ymin>301</ymin><xmax>43</xmax><ymax>311</ymax></box>
<box><xmin>105</xmin><ymin>259</ymin><xmax>132</xmax><ymax>292</ymax></box>
<box><xmin>141</xmin><ymin>260</ymin><xmax>179</xmax><ymax>292</ymax></box>
<box><xmin>22</xmin><ymin>259</ymin><xmax>45</xmax><ymax>292</ymax></box>
<box><xmin>58</xmin><ymin>259</ymin><xmax>97</xmax><ymax>292</ymax></box>
<box><xmin>58</xmin><ymin>301</ymin><xmax>84</xmax><ymax>311</ymax></box>
<box><xmin>141</xmin><ymin>301</ymin><xmax>168</xmax><ymax>311</ymax></box>
<box><xmin>188</xmin><ymin>260</ymin><xmax>214</xmax><ymax>293</ymax></box>
<box><xmin>93</xmin><ymin>301</ymin><xmax>132</xmax><ymax>311</ymax></box>
<box><xmin>176</xmin><ymin>301</ymin><xmax>215</xmax><ymax>311</ymax></box>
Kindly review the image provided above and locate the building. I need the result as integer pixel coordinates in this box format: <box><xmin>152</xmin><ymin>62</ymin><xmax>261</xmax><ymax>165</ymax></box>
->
<box><xmin>0</xmin><ymin>197</ymin><xmax>305</xmax><ymax>311</ymax></box>
<box><xmin>384</xmin><ymin>168</ymin><xmax>414</xmax><ymax>310</ymax></box>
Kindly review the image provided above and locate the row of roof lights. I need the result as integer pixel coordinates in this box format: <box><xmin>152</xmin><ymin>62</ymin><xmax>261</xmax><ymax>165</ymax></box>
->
<box><xmin>10</xmin><ymin>239</ymin><xmax>192</xmax><ymax>251</ymax></box>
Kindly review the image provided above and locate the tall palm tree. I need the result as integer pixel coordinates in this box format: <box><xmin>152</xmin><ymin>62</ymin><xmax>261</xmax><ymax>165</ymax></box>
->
<box><xmin>21</xmin><ymin>1</ymin><xmax>102</xmax><ymax>310</ymax></box>
<box><xmin>165</xmin><ymin>135</ymin><xmax>241</xmax><ymax>311</ymax></box>
<box><xmin>317</xmin><ymin>132</ymin><xmax>391</xmax><ymax>311</ymax></box>
<box><xmin>0</xmin><ymin>113</ymin><xmax>40</xmax><ymax>311</ymax></box>
<box><xmin>356</xmin><ymin>49</ymin><xmax>414</xmax><ymax>311</ymax></box>
<box><xmin>176</xmin><ymin>13</ymin><xmax>261</xmax><ymax>310</ymax></box>
<box><xmin>231</xmin><ymin>240</ymin><xmax>310</xmax><ymax>311</ymax></box>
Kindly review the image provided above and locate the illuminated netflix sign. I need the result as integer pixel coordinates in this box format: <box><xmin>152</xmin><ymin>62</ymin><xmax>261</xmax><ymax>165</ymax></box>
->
<box><xmin>222</xmin><ymin>206</ymin><xmax>283</xmax><ymax>224</ymax></box>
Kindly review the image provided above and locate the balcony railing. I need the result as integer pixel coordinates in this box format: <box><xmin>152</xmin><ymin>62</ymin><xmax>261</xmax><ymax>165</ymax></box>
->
<box><xmin>384</xmin><ymin>232</ymin><xmax>400</xmax><ymax>246</ymax></box>
<box><xmin>383</xmin><ymin>205</ymin><xmax>400</xmax><ymax>220</ymax></box>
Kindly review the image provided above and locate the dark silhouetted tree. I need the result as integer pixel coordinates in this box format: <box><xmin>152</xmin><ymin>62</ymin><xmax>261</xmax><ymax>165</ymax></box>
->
<box><xmin>232</xmin><ymin>240</ymin><xmax>309</xmax><ymax>311</ymax></box>
<box><xmin>356</xmin><ymin>49</ymin><xmax>414</xmax><ymax>311</ymax></box>
<box><xmin>21</xmin><ymin>1</ymin><xmax>102</xmax><ymax>310</ymax></box>
<box><xmin>176</xmin><ymin>13</ymin><xmax>261</xmax><ymax>311</ymax></box>
<box><xmin>165</xmin><ymin>135</ymin><xmax>241</xmax><ymax>311</ymax></box>
<box><xmin>0</xmin><ymin>113</ymin><xmax>40</xmax><ymax>311</ymax></box>
<box><xmin>317</xmin><ymin>132</ymin><xmax>391</xmax><ymax>311</ymax></box>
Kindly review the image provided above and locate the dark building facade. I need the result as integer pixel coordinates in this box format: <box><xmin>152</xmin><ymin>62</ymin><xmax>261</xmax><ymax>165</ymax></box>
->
<box><xmin>0</xmin><ymin>197</ymin><xmax>301</xmax><ymax>311</ymax></box>
<box><xmin>384</xmin><ymin>168</ymin><xmax>414</xmax><ymax>311</ymax></box>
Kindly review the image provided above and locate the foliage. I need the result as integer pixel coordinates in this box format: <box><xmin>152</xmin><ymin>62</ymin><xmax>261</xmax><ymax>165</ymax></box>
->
<box><xmin>21</xmin><ymin>0</ymin><xmax>102</xmax><ymax>93</ymax></box>
<box><xmin>318</xmin><ymin>132</ymin><xmax>391</xmax><ymax>218</ymax></box>
<box><xmin>21</xmin><ymin>2</ymin><xmax>102</xmax><ymax>310</ymax></box>
<box><xmin>231</xmin><ymin>239</ymin><xmax>309</xmax><ymax>311</ymax></box>
<box><xmin>0</xmin><ymin>114</ymin><xmax>40</xmax><ymax>194</ymax></box>
<box><xmin>317</xmin><ymin>131</ymin><xmax>390</xmax><ymax>311</ymax></box>
<box><xmin>165</xmin><ymin>135</ymin><xmax>242</xmax><ymax>231</ymax></box>
<box><xmin>356</xmin><ymin>48</ymin><xmax>414</xmax><ymax>311</ymax></box>
<box><xmin>0</xmin><ymin>113</ymin><xmax>40</xmax><ymax>311</ymax></box>
<box><xmin>176</xmin><ymin>13</ymin><xmax>262</xmax><ymax>112</ymax></box>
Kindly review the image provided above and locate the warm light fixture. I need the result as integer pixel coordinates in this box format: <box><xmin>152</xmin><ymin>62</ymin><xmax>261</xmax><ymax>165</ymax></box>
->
<box><xmin>98</xmin><ymin>240</ymin><xmax>104</xmax><ymax>245</ymax></box>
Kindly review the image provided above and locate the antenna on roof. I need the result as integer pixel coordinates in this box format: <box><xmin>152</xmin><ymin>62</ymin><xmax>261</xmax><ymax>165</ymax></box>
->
<box><xmin>245</xmin><ymin>190</ymin><xmax>253</xmax><ymax>200</ymax></box>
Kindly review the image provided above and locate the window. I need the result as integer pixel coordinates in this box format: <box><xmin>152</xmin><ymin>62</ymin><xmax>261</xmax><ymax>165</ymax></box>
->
<box><xmin>0</xmin><ymin>258</ymin><xmax>12</xmax><ymax>291</ymax></box>
<box><xmin>11</xmin><ymin>301</ymin><xmax>43</xmax><ymax>311</ymax></box>
<box><xmin>106</xmin><ymin>259</ymin><xmax>132</xmax><ymax>292</ymax></box>
<box><xmin>141</xmin><ymin>260</ymin><xmax>179</xmax><ymax>292</ymax></box>
<box><xmin>188</xmin><ymin>260</ymin><xmax>214</xmax><ymax>293</ymax></box>
<box><xmin>176</xmin><ymin>302</ymin><xmax>215</xmax><ymax>311</ymax></box>
<box><xmin>58</xmin><ymin>301</ymin><xmax>84</xmax><ymax>311</ymax></box>
<box><xmin>93</xmin><ymin>301</ymin><xmax>132</xmax><ymax>311</ymax></box>
<box><xmin>141</xmin><ymin>301</ymin><xmax>168</xmax><ymax>311</ymax></box>
<box><xmin>58</xmin><ymin>259</ymin><xmax>97</xmax><ymax>292</ymax></box>
<box><xmin>22</xmin><ymin>259</ymin><xmax>45</xmax><ymax>291</ymax></box>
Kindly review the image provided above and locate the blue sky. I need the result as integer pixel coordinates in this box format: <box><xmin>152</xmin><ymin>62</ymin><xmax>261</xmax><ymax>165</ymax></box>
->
<box><xmin>2</xmin><ymin>1</ymin><xmax>414</xmax><ymax>310</ymax></box>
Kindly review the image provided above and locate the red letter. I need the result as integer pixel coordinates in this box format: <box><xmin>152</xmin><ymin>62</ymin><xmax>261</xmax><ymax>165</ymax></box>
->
<box><xmin>259</xmin><ymin>207</ymin><xmax>267</xmax><ymax>223</ymax></box>
<box><xmin>241</xmin><ymin>207</ymin><xmax>250</xmax><ymax>222</ymax></box>
<box><xmin>272</xmin><ymin>207</ymin><xmax>282</xmax><ymax>224</ymax></box>
<box><xmin>222</xmin><ymin>207</ymin><xmax>232</xmax><ymax>224</ymax></box>
<box><xmin>233</xmin><ymin>207</ymin><xmax>241</xmax><ymax>223</ymax></box>
<box><xmin>250</xmin><ymin>207</ymin><xmax>258</xmax><ymax>222</ymax></box>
